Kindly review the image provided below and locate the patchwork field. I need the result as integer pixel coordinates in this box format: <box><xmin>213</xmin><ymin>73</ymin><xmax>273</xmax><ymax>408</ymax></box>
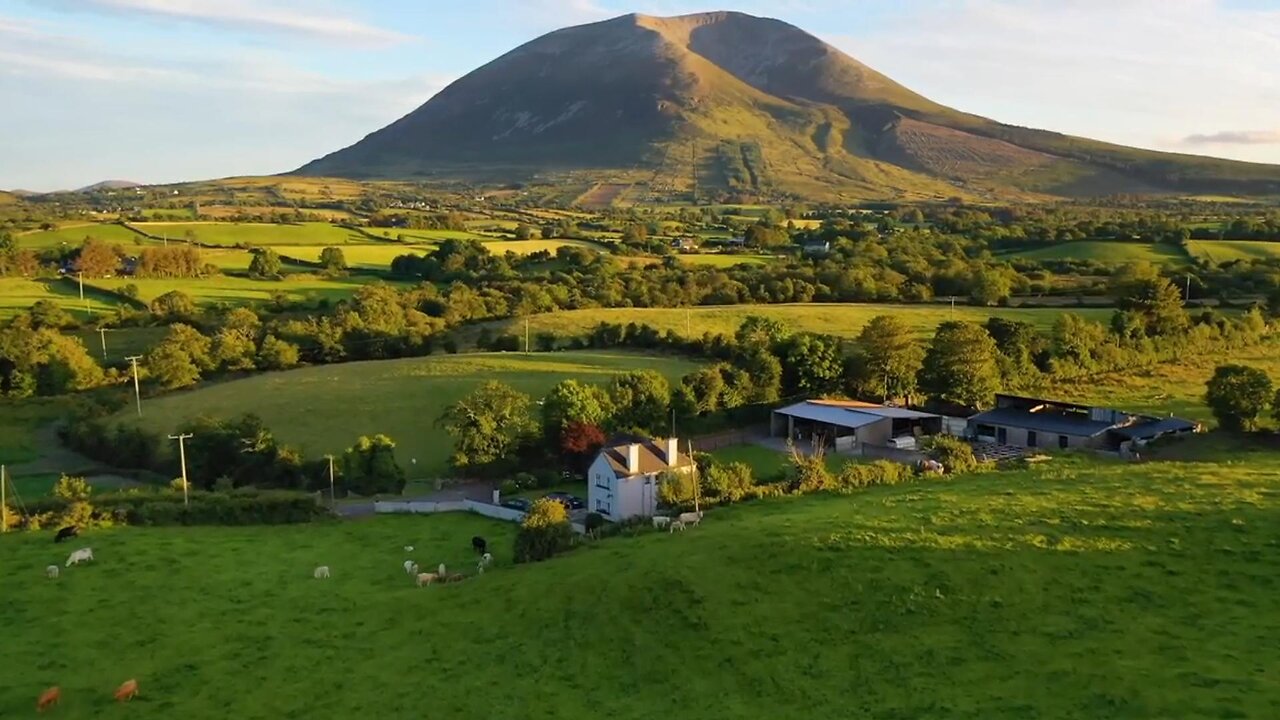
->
<box><xmin>3</xmin><ymin>445</ymin><xmax>1279</xmax><ymax>718</ymax></box>
<box><xmin>16</xmin><ymin>223</ymin><xmax>149</xmax><ymax>249</ymax></box>
<box><xmin>675</xmin><ymin>253</ymin><xmax>776</xmax><ymax>267</ymax></box>
<box><xmin>360</xmin><ymin>228</ymin><xmax>492</xmax><ymax>242</ymax></box>
<box><xmin>131</xmin><ymin>222</ymin><xmax>369</xmax><ymax>247</ymax></box>
<box><xmin>277</xmin><ymin>244</ymin><xmax>434</xmax><ymax>268</ymax></box>
<box><xmin>1186</xmin><ymin>240</ymin><xmax>1280</xmax><ymax>264</ymax></box>
<box><xmin>86</xmin><ymin>275</ymin><xmax>404</xmax><ymax>305</ymax></box>
<box><xmin>1005</xmin><ymin>241</ymin><xmax>1189</xmax><ymax>264</ymax></box>
<box><xmin>475</xmin><ymin>303</ymin><xmax>1113</xmax><ymax>342</ymax></box>
<box><xmin>481</xmin><ymin>239</ymin><xmax>604</xmax><ymax>255</ymax></box>
<box><xmin>0</xmin><ymin>277</ymin><xmax>123</xmax><ymax>319</ymax></box>
<box><xmin>121</xmin><ymin>351</ymin><xmax>701</xmax><ymax>478</ymax></box>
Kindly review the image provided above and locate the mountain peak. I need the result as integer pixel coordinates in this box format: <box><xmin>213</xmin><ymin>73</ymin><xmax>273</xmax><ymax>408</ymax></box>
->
<box><xmin>295</xmin><ymin>13</ymin><xmax>1280</xmax><ymax>200</ymax></box>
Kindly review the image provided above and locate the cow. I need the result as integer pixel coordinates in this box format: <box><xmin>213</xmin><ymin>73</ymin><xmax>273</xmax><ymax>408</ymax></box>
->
<box><xmin>114</xmin><ymin>679</ymin><xmax>138</xmax><ymax>702</ymax></box>
<box><xmin>65</xmin><ymin>548</ymin><xmax>94</xmax><ymax>567</ymax></box>
<box><xmin>54</xmin><ymin>526</ymin><xmax>79</xmax><ymax>543</ymax></box>
<box><xmin>37</xmin><ymin>686</ymin><xmax>60</xmax><ymax>713</ymax></box>
<box><xmin>471</xmin><ymin>536</ymin><xmax>487</xmax><ymax>555</ymax></box>
<box><xmin>313</xmin><ymin>566</ymin><xmax>330</xmax><ymax>579</ymax></box>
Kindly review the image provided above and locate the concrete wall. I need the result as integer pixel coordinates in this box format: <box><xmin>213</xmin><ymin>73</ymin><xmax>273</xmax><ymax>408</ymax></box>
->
<box><xmin>860</xmin><ymin>444</ymin><xmax>926</xmax><ymax>465</ymax></box>
<box><xmin>373</xmin><ymin>498</ymin><xmax>586</xmax><ymax>534</ymax></box>
<box><xmin>978</xmin><ymin>424</ymin><xmax>1102</xmax><ymax>450</ymax></box>
<box><xmin>856</xmin><ymin>418</ymin><xmax>893</xmax><ymax>448</ymax></box>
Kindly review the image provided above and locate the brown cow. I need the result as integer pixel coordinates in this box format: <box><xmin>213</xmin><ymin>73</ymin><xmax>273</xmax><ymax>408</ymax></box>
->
<box><xmin>114</xmin><ymin>679</ymin><xmax>138</xmax><ymax>702</ymax></box>
<box><xmin>37</xmin><ymin>686</ymin><xmax>60</xmax><ymax>712</ymax></box>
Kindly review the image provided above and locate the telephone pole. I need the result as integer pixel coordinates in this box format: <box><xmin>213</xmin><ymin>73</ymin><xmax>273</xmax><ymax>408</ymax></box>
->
<box><xmin>97</xmin><ymin>327</ymin><xmax>113</xmax><ymax>360</ymax></box>
<box><xmin>1185</xmin><ymin>273</ymin><xmax>1192</xmax><ymax>302</ymax></box>
<box><xmin>125</xmin><ymin>356</ymin><xmax>143</xmax><ymax>416</ymax></box>
<box><xmin>1</xmin><ymin>465</ymin><xmax>8</xmax><ymax>533</ymax></box>
<box><xmin>525</xmin><ymin>316</ymin><xmax>530</xmax><ymax>354</ymax></box>
<box><xmin>169</xmin><ymin>433</ymin><xmax>193</xmax><ymax>507</ymax></box>
<box><xmin>325</xmin><ymin>454</ymin><xmax>336</xmax><ymax>508</ymax></box>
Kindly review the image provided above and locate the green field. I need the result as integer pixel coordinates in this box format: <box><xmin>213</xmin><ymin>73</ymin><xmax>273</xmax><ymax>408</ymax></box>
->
<box><xmin>1006</xmin><ymin>241</ymin><xmax>1188</xmax><ymax>264</ymax></box>
<box><xmin>1186</xmin><ymin>240</ymin><xmax>1280</xmax><ymax>264</ymax></box>
<box><xmin>360</xmin><ymin>228</ymin><xmax>492</xmax><ymax>242</ymax></box>
<box><xmin>86</xmin><ymin>275</ymin><xmax>402</xmax><ymax>306</ymax></box>
<box><xmin>709</xmin><ymin>443</ymin><xmax>845</xmax><ymax>478</ymax></box>
<box><xmin>277</xmin><ymin>244</ymin><xmax>435</xmax><ymax>268</ymax></box>
<box><xmin>0</xmin><ymin>277</ymin><xmax>123</xmax><ymax>319</ymax></box>
<box><xmin>481</xmin><ymin>238</ymin><xmax>603</xmax><ymax>255</ymax></box>
<box><xmin>16</xmin><ymin>223</ymin><xmax>150</xmax><ymax>249</ymax></box>
<box><xmin>68</xmin><ymin>326</ymin><xmax>169</xmax><ymax>363</ymax></box>
<box><xmin>122</xmin><ymin>351</ymin><xmax>701</xmax><ymax>479</ymax></box>
<box><xmin>132</xmin><ymin>222</ymin><xmax>369</xmax><ymax>247</ymax></box>
<box><xmin>675</xmin><ymin>253</ymin><xmax>775</xmax><ymax>267</ymax></box>
<box><xmin>3</xmin><ymin>444</ymin><xmax>1279</xmax><ymax>718</ymax></box>
<box><xmin>476</xmin><ymin>303</ymin><xmax>1114</xmax><ymax>342</ymax></box>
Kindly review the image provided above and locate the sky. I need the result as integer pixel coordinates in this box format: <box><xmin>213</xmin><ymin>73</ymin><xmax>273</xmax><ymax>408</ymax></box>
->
<box><xmin>1</xmin><ymin>0</ymin><xmax>1278</xmax><ymax>191</ymax></box>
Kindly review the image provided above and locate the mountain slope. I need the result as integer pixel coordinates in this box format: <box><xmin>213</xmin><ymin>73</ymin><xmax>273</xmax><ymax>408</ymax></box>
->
<box><xmin>296</xmin><ymin>11</ymin><xmax>1280</xmax><ymax>200</ymax></box>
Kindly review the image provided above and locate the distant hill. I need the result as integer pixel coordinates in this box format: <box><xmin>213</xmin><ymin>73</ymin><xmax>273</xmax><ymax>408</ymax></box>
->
<box><xmin>296</xmin><ymin>11</ymin><xmax>1280</xmax><ymax>201</ymax></box>
<box><xmin>76</xmin><ymin>180</ymin><xmax>142</xmax><ymax>192</ymax></box>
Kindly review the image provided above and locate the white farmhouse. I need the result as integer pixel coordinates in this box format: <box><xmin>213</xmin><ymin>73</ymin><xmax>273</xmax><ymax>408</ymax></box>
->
<box><xmin>587</xmin><ymin>436</ymin><xmax>693</xmax><ymax>522</ymax></box>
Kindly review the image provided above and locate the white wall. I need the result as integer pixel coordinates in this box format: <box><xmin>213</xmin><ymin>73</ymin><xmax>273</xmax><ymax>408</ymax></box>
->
<box><xmin>372</xmin><ymin>498</ymin><xmax>585</xmax><ymax>534</ymax></box>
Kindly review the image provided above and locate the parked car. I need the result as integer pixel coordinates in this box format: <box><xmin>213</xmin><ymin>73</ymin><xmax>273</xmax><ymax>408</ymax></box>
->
<box><xmin>500</xmin><ymin>497</ymin><xmax>532</xmax><ymax>512</ymax></box>
<box><xmin>544</xmin><ymin>492</ymin><xmax>584</xmax><ymax>510</ymax></box>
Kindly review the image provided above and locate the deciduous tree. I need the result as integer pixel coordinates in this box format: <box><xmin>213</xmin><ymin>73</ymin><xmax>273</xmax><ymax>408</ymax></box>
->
<box><xmin>1205</xmin><ymin>364</ymin><xmax>1273</xmax><ymax>432</ymax></box>
<box><xmin>438</xmin><ymin>381</ymin><xmax>537</xmax><ymax>469</ymax></box>
<box><xmin>918</xmin><ymin>321</ymin><xmax>1001</xmax><ymax>409</ymax></box>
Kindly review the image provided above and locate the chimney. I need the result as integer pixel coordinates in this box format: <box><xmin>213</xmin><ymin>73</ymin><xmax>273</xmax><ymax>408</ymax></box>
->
<box><xmin>627</xmin><ymin>443</ymin><xmax>640</xmax><ymax>474</ymax></box>
<box><xmin>666</xmin><ymin>437</ymin><xmax>679</xmax><ymax>466</ymax></box>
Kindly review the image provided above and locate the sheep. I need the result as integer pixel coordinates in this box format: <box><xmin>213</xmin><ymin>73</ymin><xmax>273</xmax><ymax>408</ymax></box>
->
<box><xmin>437</xmin><ymin>562</ymin><xmax>446</xmax><ymax>577</ymax></box>
<box><xmin>476</xmin><ymin>562</ymin><xmax>485</xmax><ymax>575</ymax></box>
<box><xmin>402</xmin><ymin>559</ymin><xmax>418</xmax><ymax>575</ymax></box>
<box><xmin>313</xmin><ymin>566</ymin><xmax>330</xmax><ymax>579</ymax></box>
<box><xmin>481</xmin><ymin>552</ymin><xmax>493</xmax><ymax>566</ymax></box>
<box><xmin>677</xmin><ymin>511</ymin><xmax>704</xmax><ymax>528</ymax></box>
<box><xmin>65</xmin><ymin>547</ymin><xmax>94</xmax><ymax>567</ymax></box>
<box><xmin>443</xmin><ymin>573</ymin><xmax>465</xmax><ymax>584</ymax></box>
<box><xmin>652</xmin><ymin>516</ymin><xmax>671</xmax><ymax>529</ymax></box>
<box><xmin>669</xmin><ymin>520</ymin><xmax>686</xmax><ymax>533</ymax></box>
<box><xmin>54</xmin><ymin>525</ymin><xmax>79</xmax><ymax>543</ymax></box>
<box><xmin>472</xmin><ymin>536</ymin><xmax>487</xmax><ymax>554</ymax></box>
<box><xmin>114</xmin><ymin>679</ymin><xmax>138</xmax><ymax>702</ymax></box>
<box><xmin>45</xmin><ymin>565</ymin><xmax>59</xmax><ymax>579</ymax></box>
<box><xmin>37</xmin><ymin>686</ymin><xmax>60</xmax><ymax>713</ymax></box>
<box><xmin>403</xmin><ymin>545</ymin><xmax>414</xmax><ymax>553</ymax></box>
<box><xmin>416</xmin><ymin>572</ymin><xmax>438</xmax><ymax>587</ymax></box>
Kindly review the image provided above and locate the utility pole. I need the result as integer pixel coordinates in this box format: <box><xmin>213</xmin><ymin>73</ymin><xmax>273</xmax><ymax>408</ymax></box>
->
<box><xmin>525</xmin><ymin>316</ymin><xmax>530</xmax><ymax>354</ymax></box>
<box><xmin>169</xmin><ymin>433</ymin><xmax>193</xmax><ymax>507</ymax></box>
<box><xmin>1185</xmin><ymin>273</ymin><xmax>1192</xmax><ymax>302</ymax></box>
<box><xmin>690</xmin><ymin>141</ymin><xmax>698</xmax><ymax>205</ymax></box>
<box><xmin>77</xmin><ymin>271</ymin><xmax>84</xmax><ymax>301</ymax></box>
<box><xmin>125</xmin><ymin>356</ymin><xmax>143</xmax><ymax>416</ymax></box>
<box><xmin>686</xmin><ymin>308</ymin><xmax>691</xmax><ymax>337</ymax></box>
<box><xmin>950</xmin><ymin>296</ymin><xmax>956</xmax><ymax>317</ymax></box>
<box><xmin>1</xmin><ymin>465</ymin><xmax>7</xmax><ymax>533</ymax></box>
<box><xmin>97</xmin><ymin>327</ymin><xmax>113</xmax><ymax>360</ymax></box>
<box><xmin>326</xmin><ymin>454</ymin><xmax>336</xmax><ymax>508</ymax></box>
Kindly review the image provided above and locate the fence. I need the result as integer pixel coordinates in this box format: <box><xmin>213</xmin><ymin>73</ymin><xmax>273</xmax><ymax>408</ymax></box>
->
<box><xmin>373</xmin><ymin>498</ymin><xmax>585</xmax><ymax>534</ymax></box>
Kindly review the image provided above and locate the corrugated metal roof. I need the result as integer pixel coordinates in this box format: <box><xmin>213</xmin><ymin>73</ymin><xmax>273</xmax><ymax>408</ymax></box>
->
<box><xmin>773</xmin><ymin>402</ymin><xmax>886</xmax><ymax>429</ymax></box>
<box><xmin>1111</xmin><ymin>417</ymin><xmax>1199</xmax><ymax>440</ymax></box>
<box><xmin>968</xmin><ymin>408</ymin><xmax>1113</xmax><ymax>437</ymax></box>
<box><xmin>855</xmin><ymin>406</ymin><xmax>940</xmax><ymax>420</ymax></box>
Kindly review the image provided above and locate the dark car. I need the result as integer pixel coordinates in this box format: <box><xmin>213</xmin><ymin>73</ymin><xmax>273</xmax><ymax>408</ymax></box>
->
<box><xmin>544</xmin><ymin>492</ymin><xmax>585</xmax><ymax>510</ymax></box>
<box><xmin>501</xmin><ymin>497</ymin><xmax>532</xmax><ymax>512</ymax></box>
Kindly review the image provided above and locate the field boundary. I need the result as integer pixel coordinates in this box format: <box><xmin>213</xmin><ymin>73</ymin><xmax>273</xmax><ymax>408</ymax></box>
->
<box><xmin>374</xmin><ymin>497</ymin><xmax>587</xmax><ymax>533</ymax></box>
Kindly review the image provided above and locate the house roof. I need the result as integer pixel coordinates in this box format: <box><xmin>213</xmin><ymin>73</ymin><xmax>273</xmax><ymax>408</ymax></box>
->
<box><xmin>1111</xmin><ymin>417</ymin><xmax>1200</xmax><ymax>441</ymax></box>
<box><xmin>790</xmin><ymin>400</ymin><xmax>940</xmax><ymax>422</ymax></box>
<box><xmin>599</xmin><ymin>437</ymin><xmax>693</xmax><ymax>479</ymax></box>
<box><xmin>773</xmin><ymin>401</ymin><xmax>887</xmax><ymax>429</ymax></box>
<box><xmin>968</xmin><ymin>407</ymin><xmax>1114</xmax><ymax>437</ymax></box>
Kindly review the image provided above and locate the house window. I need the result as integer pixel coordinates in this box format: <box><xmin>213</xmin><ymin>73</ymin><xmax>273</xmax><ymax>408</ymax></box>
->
<box><xmin>594</xmin><ymin>473</ymin><xmax>609</xmax><ymax>490</ymax></box>
<box><xmin>1058</xmin><ymin>435</ymin><xmax>1069</xmax><ymax>449</ymax></box>
<box><xmin>595</xmin><ymin>499</ymin><xmax>610</xmax><ymax>516</ymax></box>
<box><xmin>996</xmin><ymin>427</ymin><xmax>1008</xmax><ymax>444</ymax></box>
<box><xmin>1027</xmin><ymin>431</ymin><xmax>1037</xmax><ymax>448</ymax></box>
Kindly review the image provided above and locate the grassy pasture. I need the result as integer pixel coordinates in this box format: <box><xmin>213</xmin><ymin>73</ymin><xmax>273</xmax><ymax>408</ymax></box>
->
<box><xmin>277</xmin><ymin>244</ymin><xmax>434</xmax><ymax>269</ymax></box>
<box><xmin>3</xmin><ymin>448</ymin><xmax>1279</xmax><ymax>718</ymax></box>
<box><xmin>475</xmin><ymin>303</ymin><xmax>1113</xmax><ymax>342</ymax></box>
<box><xmin>360</xmin><ymin>228</ymin><xmax>492</xmax><ymax>242</ymax></box>
<box><xmin>86</xmin><ymin>275</ymin><xmax>404</xmax><ymax>306</ymax></box>
<box><xmin>121</xmin><ymin>351</ymin><xmax>701</xmax><ymax>479</ymax></box>
<box><xmin>0</xmin><ymin>278</ymin><xmax>123</xmax><ymax>319</ymax></box>
<box><xmin>481</xmin><ymin>239</ymin><xmax>603</xmax><ymax>255</ymax></box>
<box><xmin>68</xmin><ymin>326</ymin><xmax>169</xmax><ymax>363</ymax></box>
<box><xmin>16</xmin><ymin>223</ymin><xmax>149</xmax><ymax>249</ymax></box>
<box><xmin>1186</xmin><ymin>240</ymin><xmax>1280</xmax><ymax>264</ymax></box>
<box><xmin>1005</xmin><ymin>241</ymin><xmax>1188</xmax><ymax>264</ymax></box>
<box><xmin>675</xmin><ymin>253</ymin><xmax>775</xmax><ymax>267</ymax></box>
<box><xmin>132</xmin><ymin>222</ymin><xmax>368</xmax><ymax>247</ymax></box>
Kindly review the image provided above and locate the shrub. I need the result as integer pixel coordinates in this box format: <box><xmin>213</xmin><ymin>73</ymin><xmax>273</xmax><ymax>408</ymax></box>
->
<box><xmin>52</xmin><ymin>475</ymin><xmax>92</xmax><ymax>501</ymax></box>
<box><xmin>657</xmin><ymin>468</ymin><xmax>699</xmax><ymax>510</ymax></box>
<box><xmin>703</xmin><ymin>462</ymin><xmax>754</xmax><ymax>502</ymax></box>
<box><xmin>514</xmin><ymin>498</ymin><xmax>574</xmax><ymax>563</ymax></box>
<box><xmin>924</xmin><ymin>435</ymin><xmax>979</xmax><ymax>474</ymax></box>
<box><xmin>834</xmin><ymin>460</ymin><xmax>914</xmax><ymax>490</ymax></box>
<box><xmin>584</xmin><ymin>512</ymin><xmax>605</xmax><ymax>537</ymax></box>
<box><xmin>788</xmin><ymin>446</ymin><xmax>834</xmax><ymax>493</ymax></box>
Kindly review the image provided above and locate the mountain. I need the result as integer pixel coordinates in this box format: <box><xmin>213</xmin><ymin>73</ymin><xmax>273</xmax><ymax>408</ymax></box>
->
<box><xmin>76</xmin><ymin>180</ymin><xmax>142</xmax><ymax>192</ymax></box>
<box><xmin>296</xmin><ymin>11</ymin><xmax>1280</xmax><ymax>201</ymax></box>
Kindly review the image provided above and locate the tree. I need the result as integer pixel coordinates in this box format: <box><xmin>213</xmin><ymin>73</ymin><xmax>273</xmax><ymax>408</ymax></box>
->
<box><xmin>734</xmin><ymin>315</ymin><xmax>789</xmax><ymax>352</ymax></box>
<box><xmin>781</xmin><ymin>334</ymin><xmax>843</xmax><ymax>396</ymax></box>
<box><xmin>438</xmin><ymin>381</ymin><xmax>537</xmax><ymax>469</ymax></box>
<box><xmin>740</xmin><ymin>349</ymin><xmax>782</xmax><ymax>403</ymax></box>
<box><xmin>969</xmin><ymin>266</ymin><xmax>1014</xmax><ymax>306</ymax></box>
<box><xmin>146</xmin><ymin>323</ymin><xmax>212</xmax><ymax>389</ymax></box>
<box><xmin>149</xmin><ymin>290</ymin><xmax>197</xmax><ymax>320</ymax></box>
<box><xmin>248</xmin><ymin>248</ymin><xmax>284</xmax><ymax>279</ymax></box>
<box><xmin>318</xmin><ymin>247</ymin><xmax>347</xmax><ymax>273</ymax></box>
<box><xmin>1205</xmin><ymin>364</ymin><xmax>1273</xmax><ymax>432</ymax></box>
<box><xmin>559</xmin><ymin>421</ymin><xmax>605</xmax><ymax>462</ymax></box>
<box><xmin>74</xmin><ymin>239</ymin><xmax>121</xmax><ymax>277</ymax></box>
<box><xmin>918</xmin><ymin>321</ymin><xmax>1001</xmax><ymax>409</ymax></box>
<box><xmin>1052</xmin><ymin>313</ymin><xmax>1108</xmax><ymax>368</ymax></box>
<box><xmin>514</xmin><ymin>498</ymin><xmax>573</xmax><ymax>563</ymax></box>
<box><xmin>514</xmin><ymin>224</ymin><xmax>536</xmax><ymax>241</ymax></box>
<box><xmin>28</xmin><ymin>300</ymin><xmax>75</xmax><ymax>330</ymax></box>
<box><xmin>37</xmin><ymin>332</ymin><xmax>105</xmax><ymax>394</ymax></box>
<box><xmin>211</xmin><ymin>328</ymin><xmax>257</xmax><ymax>371</ymax></box>
<box><xmin>704</xmin><ymin>461</ymin><xmax>754</xmax><ymax>501</ymax></box>
<box><xmin>342</xmin><ymin>434</ymin><xmax>406</xmax><ymax>496</ymax></box>
<box><xmin>1114</xmin><ymin>263</ymin><xmax>1188</xmax><ymax>336</ymax></box>
<box><xmin>657</xmin><ymin>468</ymin><xmax>699</xmax><ymax>509</ymax></box>
<box><xmin>541</xmin><ymin>380</ymin><xmax>613</xmax><ymax>436</ymax></box>
<box><xmin>607</xmin><ymin>370</ymin><xmax>670</xmax><ymax>433</ymax></box>
<box><xmin>257</xmin><ymin>334</ymin><xmax>300</xmax><ymax>370</ymax></box>
<box><xmin>855</xmin><ymin>315</ymin><xmax>923</xmax><ymax>402</ymax></box>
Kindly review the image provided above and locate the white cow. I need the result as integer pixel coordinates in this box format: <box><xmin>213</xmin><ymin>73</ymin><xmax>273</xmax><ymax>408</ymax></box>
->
<box><xmin>46</xmin><ymin>565</ymin><xmax>59</xmax><ymax>579</ymax></box>
<box><xmin>313</xmin><ymin>565</ymin><xmax>331</xmax><ymax>579</ymax></box>
<box><xmin>403</xmin><ymin>559</ymin><xmax>418</xmax><ymax>575</ymax></box>
<box><xmin>677</xmin><ymin>511</ymin><xmax>704</xmax><ymax>528</ymax></box>
<box><xmin>652</xmin><ymin>516</ymin><xmax>671</xmax><ymax>529</ymax></box>
<box><xmin>65</xmin><ymin>547</ymin><xmax>94</xmax><ymax>567</ymax></box>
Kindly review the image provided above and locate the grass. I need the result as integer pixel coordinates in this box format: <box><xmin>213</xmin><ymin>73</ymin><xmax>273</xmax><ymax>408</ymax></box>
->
<box><xmin>85</xmin><ymin>275</ymin><xmax>405</xmax><ymax>306</ymax></box>
<box><xmin>0</xmin><ymin>278</ymin><xmax>124</xmax><ymax>320</ymax></box>
<box><xmin>0</xmin><ymin>398</ymin><xmax>73</xmax><ymax>466</ymax></box>
<box><xmin>480</xmin><ymin>239</ymin><xmax>604</xmax><ymax>255</ymax></box>
<box><xmin>709</xmin><ymin>442</ymin><xmax>845</xmax><ymax>478</ymax></box>
<box><xmin>1185</xmin><ymin>240</ymin><xmax>1280</xmax><ymax>264</ymax></box>
<box><xmin>121</xmin><ymin>351</ymin><xmax>702</xmax><ymax>480</ymax></box>
<box><xmin>1004</xmin><ymin>241</ymin><xmax>1188</xmax><ymax>264</ymax></box>
<box><xmin>131</xmin><ymin>222</ymin><xmax>369</xmax><ymax>247</ymax></box>
<box><xmin>15</xmin><ymin>223</ymin><xmax>150</xmax><ymax>249</ymax></box>
<box><xmin>1045</xmin><ymin>339</ymin><xmax>1280</xmax><ymax>424</ymax></box>
<box><xmin>476</xmin><ymin>303</ymin><xmax>1115</xmax><ymax>342</ymax></box>
<box><xmin>277</xmin><ymin>244</ymin><xmax>435</xmax><ymax>269</ymax></box>
<box><xmin>3</xmin><ymin>446</ymin><xmax>1279</xmax><ymax>718</ymax></box>
<box><xmin>675</xmin><ymin>254</ymin><xmax>775</xmax><ymax>267</ymax></box>
<box><xmin>360</xmin><ymin>228</ymin><xmax>491</xmax><ymax>242</ymax></box>
<box><xmin>68</xmin><ymin>326</ymin><xmax>169</xmax><ymax>363</ymax></box>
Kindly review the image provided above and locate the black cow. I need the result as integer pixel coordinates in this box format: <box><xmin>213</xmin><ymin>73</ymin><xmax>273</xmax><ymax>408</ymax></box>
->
<box><xmin>471</xmin><ymin>536</ymin><xmax>487</xmax><ymax>555</ymax></box>
<box><xmin>54</xmin><ymin>526</ymin><xmax>79</xmax><ymax>543</ymax></box>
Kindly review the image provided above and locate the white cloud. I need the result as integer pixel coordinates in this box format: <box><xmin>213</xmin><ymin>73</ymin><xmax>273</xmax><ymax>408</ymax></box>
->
<box><xmin>47</xmin><ymin>0</ymin><xmax>411</xmax><ymax>45</ymax></box>
<box><xmin>1184</xmin><ymin>129</ymin><xmax>1280</xmax><ymax>145</ymax></box>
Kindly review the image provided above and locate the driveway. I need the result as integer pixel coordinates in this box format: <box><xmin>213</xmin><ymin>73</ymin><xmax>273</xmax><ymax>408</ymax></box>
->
<box><xmin>334</xmin><ymin>481</ymin><xmax>496</xmax><ymax>518</ymax></box>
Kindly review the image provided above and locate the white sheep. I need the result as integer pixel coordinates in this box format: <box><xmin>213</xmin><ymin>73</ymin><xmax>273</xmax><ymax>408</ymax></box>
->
<box><xmin>652</xmin><ymin>516</ymin><xmax>671</xmax><ymax>529</ymax></box>
<box><xmin>65</xmin><ymin>547</ymin><xmax>94</xmax><ymax>567</ymax></box>
<box><xmin>313</xmin><ymin>565</ymin><xmax>330</xmax><ymax>579</ymax></box>
<box><xmin>669</xmin><ymin>520</ymin><xmax>686</xmax><ymax>533</ymax></box>
<box><xmin>403</xmin><ymin>559</ymin><xmax>418</xmax><ymax>575</ymax></box>
<box><xmin>481</xmin><ymin>552</ymin><xmax>492</xmax><ymax>566</ymax></box>
<box><xmin>677</xmin><ymin>511</ymin><xmax>704</xmax><ymax>528</ymax></box>
<box><xmin>404</xmin><ymin>545</ymin><xmax>414</xmax><ymax>552</ymax></box>
<box><xmin>416</xmin><ymin>572</ymin><xmax>438</xmax><ymax>587</ymax></box>
<box><xmin>46</xmin><ymin>565</ymin><xmax>59</xmax><ymax>579</ymax></box>
<box><xmin>437</xmin><ymin>562</ymin><xmax>446</xmax><ymax>577</ymax></box>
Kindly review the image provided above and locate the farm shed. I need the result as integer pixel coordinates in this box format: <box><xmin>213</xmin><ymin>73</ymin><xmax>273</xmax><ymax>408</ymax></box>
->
<box><xmin>770</xmin><ymin>400</ymin><xmax>941</xmax><ymax>453</ymax></box>
<box><xmin>967</xmin><ymin>394</ymin><xmax>1200</xmax><ymax>451</ymax></box>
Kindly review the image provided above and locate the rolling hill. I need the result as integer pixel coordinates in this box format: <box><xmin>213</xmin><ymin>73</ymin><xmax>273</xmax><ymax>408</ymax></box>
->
<box><xmin>296</xmin><ymin>11</ymin><xmax>1280</xmax><ymax>201</ymax></box>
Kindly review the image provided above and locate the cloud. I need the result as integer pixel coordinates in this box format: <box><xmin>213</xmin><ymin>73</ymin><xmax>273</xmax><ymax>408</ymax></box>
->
<box><xmin>50</xmin><ymin>0</ymin><xmax>411</xmax><ymax>45</ymax></box>
<box><xmin>1183</xmin><ymin>129</ymin><xmax>1280</xmax><ymax>145</ymax></box>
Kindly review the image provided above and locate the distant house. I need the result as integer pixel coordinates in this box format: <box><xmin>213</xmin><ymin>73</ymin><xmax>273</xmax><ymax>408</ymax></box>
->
<box><xmin>587</xmin><ymin>436</ymin><xmax>694</xmax><ymax>522</ymax></box>
<box><xmin>800</xmin><ymin>240</ymin><xmax>830</xmax><ymax>256</ymax></box>
<box><xmin>724</xmin><ymin>236</ymin><xmax>746</xmax><ymax>247</ymax></box>
<box><xmin>770</xmin><ymin>400</ymin><xmax>942</xmax><ymax>454</ymax></box>
<box><xmin>671</xmin><ymin>237</ymin><xmax>699</xmax><ymax>251</ymax></box>
<box><xmin>967</xmin><ymin>394</ymin><xmax>1199</xmax><ymax>452</ymax></box>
